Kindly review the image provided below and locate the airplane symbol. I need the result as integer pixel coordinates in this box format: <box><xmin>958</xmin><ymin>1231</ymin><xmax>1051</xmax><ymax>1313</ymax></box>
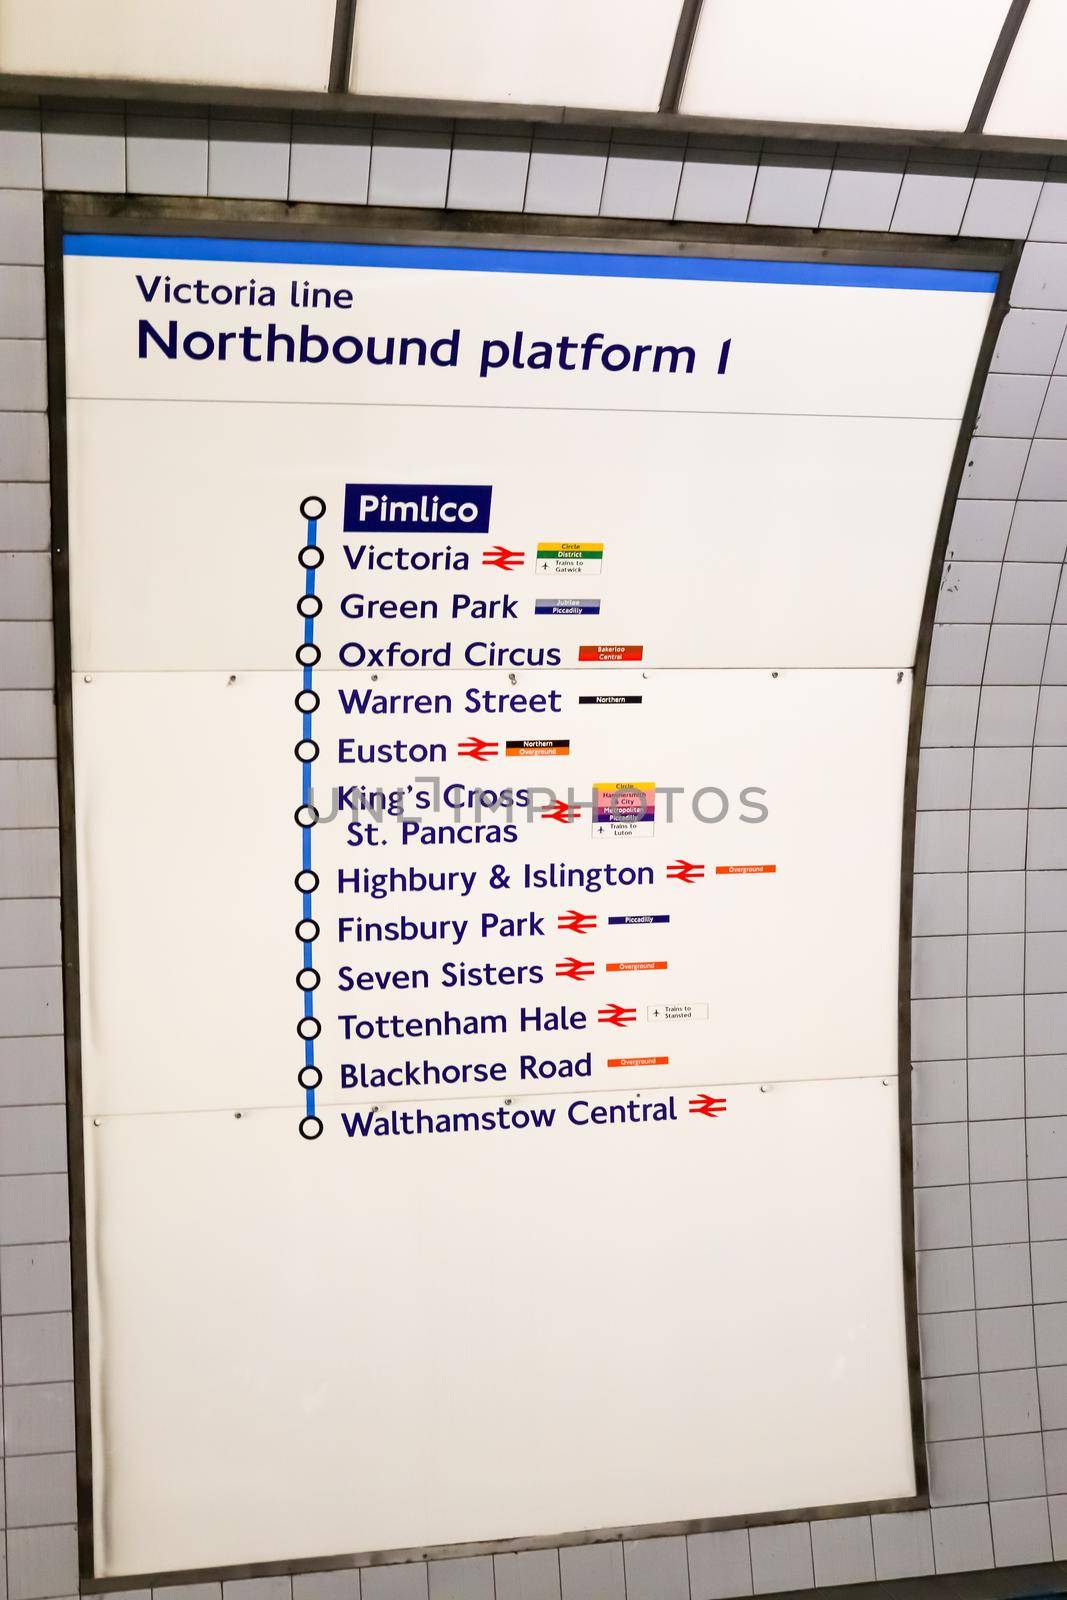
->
<box><xmin>558</xmin><ymin>909</ymin><xmax>597</xmax><ymax>934</ymax></box>
<box><xmin>482</xmin><ymin>546</ymin><xmax>525</xmax><ymax>571</ymax></box>
<box><xmin>458</xmin><ymin>736</ymin><xmax>499</xmax><ymax>762</ymax></box>
<box><xmin>689</xmin><ymin>1093</ymin><xmax>728</xmax><ymax>1119</ymax></box>
<box><xmin>556</xmin><ymin>957</ymin><xmax>595</xmax><ymax>981</ymax></box>
<box><xmin>666</xmin><ymin>858</ymin><xmax>705</xmax><ymax>883</ymax></box>
<box><xmin>598</xmin><ymin>1003</ymin><xmax>637</xmax><ymax>1028</ymax></box>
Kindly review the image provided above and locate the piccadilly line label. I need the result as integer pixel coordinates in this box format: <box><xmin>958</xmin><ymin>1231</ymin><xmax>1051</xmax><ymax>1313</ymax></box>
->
<box><xmin>535</xmin><ymin>598</ymin><xmax>601</xmax><ymax>616</ymax></box>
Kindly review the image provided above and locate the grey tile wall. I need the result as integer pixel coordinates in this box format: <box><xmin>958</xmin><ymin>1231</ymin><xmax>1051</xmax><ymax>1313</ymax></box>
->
<box><xmin>1</xmin><ymin>99</ymin><xmax>1066</xmax><ymax>1600</ymax></box>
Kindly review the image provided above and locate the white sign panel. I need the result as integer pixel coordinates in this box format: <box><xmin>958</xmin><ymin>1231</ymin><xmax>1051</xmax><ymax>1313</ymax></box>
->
<box><xmin>60</xmin><ymin>233</ymin><xmax>997</xmax><ymax>1577</ymax></box>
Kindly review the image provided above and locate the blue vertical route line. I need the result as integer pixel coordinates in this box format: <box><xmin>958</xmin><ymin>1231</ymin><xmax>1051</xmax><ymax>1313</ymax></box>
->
<box><xmin>296</xmin><ymin>497</ymin><xmax>325</xmax><ymax>1139</ymax></box>
<box><xmin>303</xmin><ymin>511</ymin><xmax>318</xmax><ymax>1118</ymax></box>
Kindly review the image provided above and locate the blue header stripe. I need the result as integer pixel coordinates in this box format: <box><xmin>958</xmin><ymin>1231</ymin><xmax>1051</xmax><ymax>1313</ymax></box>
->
<box><xmin>63</xmin><ymin>233</ymin><xmax>998</xmax><ymax>293</ymax></box>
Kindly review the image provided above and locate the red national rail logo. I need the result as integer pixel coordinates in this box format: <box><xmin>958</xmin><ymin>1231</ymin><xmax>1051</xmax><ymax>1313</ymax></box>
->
<box><xmin>457</xmin><ymin>736</ymin><xmax>498</xmax><ymax>762</ymax></box>
<box><xmin>540</xmin><ymin>799</ymin><xmax>582</xmax><ymax>824</ymax></box>
<box><xmin>689</xmin><ymin>1094</ymin><xmax>728</xmax><ymax>1119</ymax></box>
<box><xmin>598</xmin><ymin>1003</ymin><xmax>638</xmax><ymax>1028</ymax></box>
<box><xmin>482</xmin><ymin>545</ymin><xmax>525</xmax><ymax>571</ymax></box>
<box><xmin>666</xmin><ymin>859</ymin><xmax>705</xmax><ymax>883</ymax></box>
<box><xmin>556</xmin><ymin>957</ymin><xmax>595</xmax><ymax>982</ymax></box>
<box><xmin>558</xmin><ymin>909</ymin><xmax>597</xmax><ymax>934</ymax></box>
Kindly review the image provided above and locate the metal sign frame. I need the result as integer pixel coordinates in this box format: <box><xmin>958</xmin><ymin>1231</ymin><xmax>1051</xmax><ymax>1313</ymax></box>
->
<box><xmin>43</xmin><ymin>190</ymin><xmax>1019</xmax><ymax>1590</ymax></box>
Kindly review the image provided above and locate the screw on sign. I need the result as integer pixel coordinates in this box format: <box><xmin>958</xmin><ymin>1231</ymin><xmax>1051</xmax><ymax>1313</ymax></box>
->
<box><xmin>458</xmin><ymin>735</ymin><xmax>499</xmax><ymax>761</ymax></box>
<box><xmin>689</xmin><ymin>1094</ymin><xmax>728</xmax><ymax>1119</ymax></box>
<box><xmin>558</xmin><ymin>909</ymin><xmax>597</xmax><ymax>933</ymax></box>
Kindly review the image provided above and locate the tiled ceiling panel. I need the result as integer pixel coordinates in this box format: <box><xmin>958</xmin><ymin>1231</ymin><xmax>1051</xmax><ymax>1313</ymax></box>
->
<box><xmin>680</xmin><ymin>0</ymin><xmax>1012</xmax><ymax>131</ymax></box>
<box><xmin>349</xmin><ymin>0</ymin><xmax>686</xmax><ymax>112</ymax></box>
<box><xmin>0</xmin><ymin>0</ymin><xmax>336</xmax><ymax>91</ymax></box>
<box><xmin>986</xmin><ymin>0</ymin><xmax>1067</xmax><ymax>139</ymax></box>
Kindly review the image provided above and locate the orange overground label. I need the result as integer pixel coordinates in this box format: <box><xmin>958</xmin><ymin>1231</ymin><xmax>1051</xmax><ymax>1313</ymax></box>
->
<box><xmin>715</xmin><ymin>864</ymin><xmax>777</xmax><ymax>875</ymax></box>
<box><xmin>606</xmin><ymin>961</ymin><xmax>668</xmax><ymax>972</ymax></box>
<box><xmin>505</xmin><ymin>739</ymin><xmax>570</xmax><ymax>756</ymax></box>
<box><xmin>607</xmin><ymin>1056</ymin><xmax>670</xmax><ymax>1068</ymax></box>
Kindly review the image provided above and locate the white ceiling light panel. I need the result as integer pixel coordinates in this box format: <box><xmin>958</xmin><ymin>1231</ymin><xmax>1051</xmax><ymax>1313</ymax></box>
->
<box><xmin>0</xmin><ymin>0</ymin><xmax>336</xmax><ymax>91</ymax></box>
<box><xmin>986</xmin><ymin>0</ymin><xmax>1067</xmax><ymax>139</ymax></box>
<box><xmin>350</xmin><ymin>0</ymin><xmax>686</xmax><ymax>111</ymax></box>
<box><xmin>680</xmin><ymin>0</ymin><xmax>1012</xmax><ymax>132</ymax></box>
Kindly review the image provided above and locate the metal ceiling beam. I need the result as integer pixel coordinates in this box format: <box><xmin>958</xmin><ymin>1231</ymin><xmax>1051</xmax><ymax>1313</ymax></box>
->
<box><xmin>967</xmin><ymin>0</ymin><xmax>1032</xmax><ymax>133</ymax></box>
<box><xmin>5</xmin><ymin>64</ymin><xmax>1067</xmax><ymax>158</ymax></box>
<box><xmin>328</xmin><ymin>0</ymin><xmax>357</xmax><ymax>96</ymax></box>
<box><xmin>659</xmin><ymin>0</ymin><xmax>704</xmax><ymax>113</ymax></box>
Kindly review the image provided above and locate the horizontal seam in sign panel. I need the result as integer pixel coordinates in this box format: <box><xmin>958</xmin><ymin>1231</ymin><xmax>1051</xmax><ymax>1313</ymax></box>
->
<box><xmin>64</xmin><ymin>396</ymin><xmax>966</xmax><ymax>423</ymax></box>
<box><xmin>59</xmin><ymin>666</ymin><xmax>917</xmax><ymax>675</ymax></box>
<box><xmin>61</xmin><ymin>234</ymin><xmax>1000</xmax><ymax>293</ymax></box>
<box><xmin>82</xmin><ymin>1074</ymin><xmax>901</xmax><ymax>1119</ymax></box>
